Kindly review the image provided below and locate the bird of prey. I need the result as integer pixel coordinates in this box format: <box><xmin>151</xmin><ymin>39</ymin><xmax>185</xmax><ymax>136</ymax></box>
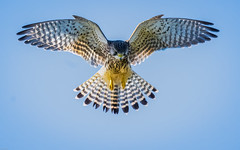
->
<box><xmin>17</xmin><ymin>14</ymin><xmax>219</xmax><ymax>114</ymax></box>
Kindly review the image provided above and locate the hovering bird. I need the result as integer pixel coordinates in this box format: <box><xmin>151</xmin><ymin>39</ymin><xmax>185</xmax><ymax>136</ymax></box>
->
<box><xmin>17</xmin><ymin>14</ymin><xmax>219</xmax><ymax>114</ymax></box>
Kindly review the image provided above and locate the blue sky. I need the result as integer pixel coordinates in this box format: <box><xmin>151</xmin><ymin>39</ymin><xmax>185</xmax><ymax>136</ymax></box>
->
<box><xmin>1</xmin><ymin>0</ymin><xmax>240</xmax><ymax>149</ymax></box>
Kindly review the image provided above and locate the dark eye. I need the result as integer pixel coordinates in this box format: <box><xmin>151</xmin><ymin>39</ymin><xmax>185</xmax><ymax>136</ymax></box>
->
<box><xmin>113</xmin><ymin>51</ymin><xmax>117</xmax><ymax>56</ymax></box>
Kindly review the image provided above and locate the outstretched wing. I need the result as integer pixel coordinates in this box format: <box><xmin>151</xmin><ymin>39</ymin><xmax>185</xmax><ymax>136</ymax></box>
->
<box><xmin>17</xmin><ymin>15</ymin><xmax>108</xmax><ymax>67</ymax></box>
<box><xmin>128</xmin><ymin>15</ymin><xmax>219</xmax><ymax>65</ymax></box>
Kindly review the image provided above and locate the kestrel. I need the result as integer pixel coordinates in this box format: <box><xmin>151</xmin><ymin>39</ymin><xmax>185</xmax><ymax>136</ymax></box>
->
<box><xmin>17</xmin><ymin>15</ymin><xmax>219</xmax><ymax>114</ymax></box>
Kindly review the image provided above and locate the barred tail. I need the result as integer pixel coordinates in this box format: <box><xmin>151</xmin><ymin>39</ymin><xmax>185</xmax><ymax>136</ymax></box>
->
<box><xmin>119</xmin><ymin>71</ymin><xmax>158</xmax><ymax>113</ymax></box>
<box><xmin>74</xmin><ymin>71</ymin><xmax>158</xmax><ymax>114</ymax></box>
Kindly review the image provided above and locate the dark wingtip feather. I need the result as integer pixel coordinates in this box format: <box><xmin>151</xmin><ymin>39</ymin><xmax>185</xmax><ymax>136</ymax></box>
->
<box><xmin>205</xmin><ymin>32</ymin><xmax>218</xmax><ymax>38</ymax></box>
<box><xmin>191</xmin><ymin>40</ymin><xmax>199</xmax><ymax>45</ymax></box>
<box><xmin>111</xmin><ymin>108</ymin><xmax>119</xmax><ymax>114</ymax></box>
<box><xmin>150</xmin><ymin>14</ymin><xmax>164</xmax><ymax>20</ymax></box>
<box><xmin>75</xmin><ymin>87</ymin><xmax>80</xmax><ymax>91</ymax></box>
<box><xmin>22</xmin><ymin>23</ymin><xmax>38</xmax><ymax>28</ymax></box>
<box><xmin>149</xmin><ymin>93</ymin><xmax>155</xmax><ymax>99</ymax></box>
<box><xmin>17</xmin><ymin>29</ymin><xmax>32</xmax><ymax>35</ymax></box>
<box><xmin>29</xmin><ymin>39</ymin><xmax>38</xmax><ymax>45</ymax></box>
<box><xmin>45</xmin><ymin>46</ymin><xmax>55</xmax><ymax>50</ymax></box>
<box><xmin>18</xmin><ymin>35</ymin><xmax>31</xmax><ymax>41</ymax></box>
<box><xmin>103</xmin><ymin>106</ymin><xmax>106</xmax><ymax>112</ymax></box>
<box><xmin>200</xmin><ymin>34</ymin><xmax>211</xmax><ymax>41</ymax></box>
<box><xmin>203</xmin><ymin>26</ymin><xmax>220</xmax><ymax>32</ymax></box>
<box><xmin>103</xmin><ymin>106</ymin><xmax>109</xmax><ymax>113</ymax></box>
<box><xmin>93</xmin><ymin>102</ymin><xmax>100</xmax><ymax>109</ymax></box>
<box><xmin>122</xmin><ymin>106</ymin><xmax>129</xmax><ymax>113</ymax></box>
<box><xmin>37</xmin><ymin>44</ymin><xmax>48</xmax><ymax>48</ymax></box>
<box><xmin>84</xmin><ymin>98</ymin><xmax>92</xmax><ymax>105</ymax></box>
<box><xmin>140</xmin><ymin>98</ymin><xmax>148</xmax><ymax>105</ymax></box>
<box><xmin>197</xmin><ymin>37</ymin><xmax>205</xmax><ymax>43</ymax></box>
<box><xmin>152</xmin><ymin>87</ymin><xmax>158</xmax><ymax>92</ymax></box>
<box><xmin>105</xmin><ymin>107</ymin><xmax>109</xmax><ymax>113</ymax></box>
<box><xmin>199</xmin><ymin>20</ymin><xmax>214</xmax><ymax>25</ymax></box>
<box><xmin>132</xmin><ymin>102</ymin><xmax>139</xmax><ymax>110</ymax></box>
<box><xmin>72</xmin><ymin>15</ymin><xmax>88</xmax><ymax>21</ymax></box>
<box><xmin>24</xmin><ymin>40</ymin><xmax>32</xmax><ymax>44</ymax></box>
<box><xmin>115</xmin><ymin>108</ymin><xmax>119</xmax><ymax>114</ymax></box>
<box><xmin>76</xmin><ymin>93</ymin><xmax>84</xmax><ymax>99</ymax></box>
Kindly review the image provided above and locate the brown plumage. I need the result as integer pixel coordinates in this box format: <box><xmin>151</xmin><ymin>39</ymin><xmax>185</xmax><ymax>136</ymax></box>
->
<box><xmin>17</xmin><ymin>14</ymin><xmax>219</xmax><ymax>114</ymax></box>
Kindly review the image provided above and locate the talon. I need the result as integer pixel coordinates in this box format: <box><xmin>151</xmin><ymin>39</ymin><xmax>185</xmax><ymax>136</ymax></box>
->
<box><xmin>109</xmin><ymin>79</ymin><xmax>113</xmax><ymax>90</ymax></box>
<box><xmin>121</xmin><ymin>82</ymin><xmax>126</xmax><ymax>89</ymax></box>
<box><xmin>121</xmin><ymin>76</ymin><xmax>127</xmax><ymax>89</ymax></box>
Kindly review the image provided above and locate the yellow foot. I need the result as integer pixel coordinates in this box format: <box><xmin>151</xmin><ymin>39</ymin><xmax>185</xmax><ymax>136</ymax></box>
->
<box><xmin>109</xmin><ymin>79</ymin><xmax>113</xmax><ymax>91</ymax></box>
<box><xmin>121</xmin><ymin>77</ymin><xmax>127</xmax><ymax>89</ymax></box>
<box><xmin>121</xmin><ymin>82</ymin><xmax>126</xmax><ymax>89</ymax></box>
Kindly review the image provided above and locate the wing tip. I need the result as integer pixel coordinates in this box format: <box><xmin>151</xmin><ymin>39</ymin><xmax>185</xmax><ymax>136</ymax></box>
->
<box><xmin>18</xmin><ymin>35</ymin><xmax>31</xmax><ymax>41</ymax></box>
<box><xmin>148</xmin><ymin>92</ymin><xmax>155</xmax><ymax>99</ymax></box>
<box><xmin>111</xmin><ymin>108</ymin><xmax>119</xmax><ymax>114</ymax></box>
<box><xmin>72</xmin><ymin>15</ymin><xmax>88</xmax><ymax>21</ymax></box>
<box><xmin>122</xmin><ymin>106</ymin><xmax>129</xmax><ymax>114</ymax></box>
<box><xmin>22</xmin><ymin>23</ymin><xmax>37</xmax><ymax>29</ymax></box>
<box><xmin>76</xmin><ymin>93</ymin><xmax>84</xmax><ymax>99</ymax></box>
<box><xmin>73</xmin><ymin>87</ymin><xmax>80</xmax><ymax>92</ymax></box>
<box><xmin>152</xmin><ymin>87</ymin><xmax>159</xmax><ymax>93</ymax></box>
<box><xmin>93</xmin><ymin>102</ymin><xmax>100</xmax><ymax>109</ymax></box>
<box><xmin>72</xmin><ymin>15</ymin><xmax>79</xmax><ymax>19</ymax></box>
<box><xmin>149</xmin><ymin>14</ymin><xmax>164</xmax><ymax>20</ymax></box>
<box><xmin>17</xmin><ymin>29</ymin><xmax>31</xmax><ymax>35</ymax></box>
<box><xmin>199</xmin><ymin>20</ymin><xmax>214</xmax><ymax>25</ymax></box>
<box><xmin>202</xmin><ymin>26</ymin><xmax>220</xmax><ymax>32</ymax></box>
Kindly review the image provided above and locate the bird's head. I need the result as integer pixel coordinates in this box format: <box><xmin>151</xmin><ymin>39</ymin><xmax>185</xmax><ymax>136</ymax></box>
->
<box><xmin>109</xmin><ymin>40</ymin><xmax>129</xmax><ymax>59</ymax></box>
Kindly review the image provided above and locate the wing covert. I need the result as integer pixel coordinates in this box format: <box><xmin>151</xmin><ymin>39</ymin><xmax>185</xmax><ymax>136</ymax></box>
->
<box><xmin>128</xmin><ymin>15</ymin><xmax>219</xmax><ymax>65</ymax></box>
<box><xmin>17</xmin><ymin>15</ymin><xmax>109</xmax><ymax>67</ymax></box>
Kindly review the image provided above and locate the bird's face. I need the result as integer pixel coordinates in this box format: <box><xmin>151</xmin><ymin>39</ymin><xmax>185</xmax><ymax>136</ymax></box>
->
<box><xmin>109</xmin><ymin>41</ymin><xmax>129</xmax><ymax>60</ymax></box>
<box><xmin>110</xmin><ymin>48</ymin><xmax>128</xmax><ymax>60</ymax></box>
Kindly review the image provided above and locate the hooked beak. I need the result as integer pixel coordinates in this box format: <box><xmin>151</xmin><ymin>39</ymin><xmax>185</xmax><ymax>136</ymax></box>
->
<box><xmin>118</xmin><ymin>54</ymin><xmax>123</xmax><ymax>58</ymax></box>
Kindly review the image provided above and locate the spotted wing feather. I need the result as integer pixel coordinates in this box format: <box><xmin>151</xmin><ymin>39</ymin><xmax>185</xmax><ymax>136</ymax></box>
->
<box><xmin>128</xmin><ymin>15</ymin><xmax>219</xmax><ymax>65</ymax></box>
<box><xmin>17</xmin><ymin>15</ymin><xmax>108</xmax><ymax>67</ymax></box>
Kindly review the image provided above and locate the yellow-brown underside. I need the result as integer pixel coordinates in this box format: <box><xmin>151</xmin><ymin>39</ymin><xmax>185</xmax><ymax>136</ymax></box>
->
<box><xmin>102</xmin><ymin>65</ymin><xmax>132</xmax><ymax>90</ymax></box>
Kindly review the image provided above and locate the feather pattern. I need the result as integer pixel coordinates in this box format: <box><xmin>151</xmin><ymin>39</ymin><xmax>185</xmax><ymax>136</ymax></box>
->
<box><xmin>74</xmin><ymin>69</ymin><xmax>157</xmax><ymax>114</ymax></box>
<box><xmin>128</xmin><ymin>15</ymin><xmax>219</xmax><ymax>65</ymax></box>
<box><xmin>17</xmin><ymin>15</ymin><xmax>219</xmax><ymax>114</ymax></box>
<box><xmin>17</xmin><ymin>15</ymin><xmax>108</xmax><ymax>67</ymax></box>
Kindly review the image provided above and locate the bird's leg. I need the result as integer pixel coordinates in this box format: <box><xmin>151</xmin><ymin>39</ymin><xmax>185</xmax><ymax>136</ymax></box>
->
<box><xmin>109</xmin><ymin>77</ymin><xmax>114</xmax><ymax>91</ymax></box>
<box><xmin>121</xmin><ymin>76</ymin><xmax>127</xmax><ymax>89</ymax></box>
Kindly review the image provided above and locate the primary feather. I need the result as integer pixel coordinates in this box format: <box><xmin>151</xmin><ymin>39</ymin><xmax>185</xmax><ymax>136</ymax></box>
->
<box><xmin>128</xmin><ymin>15</ymin><xmax>219</xmax><ymax>65</ymax></box>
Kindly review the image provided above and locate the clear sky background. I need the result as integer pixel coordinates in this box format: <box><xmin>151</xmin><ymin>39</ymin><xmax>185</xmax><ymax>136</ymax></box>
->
<box><xmin>1</xmin><ymin>0</ymin><xmax>239</xmax><ymax>150</ymax></box>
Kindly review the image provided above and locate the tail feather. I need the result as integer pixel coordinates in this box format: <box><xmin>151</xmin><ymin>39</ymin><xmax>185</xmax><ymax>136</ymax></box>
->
<box><xmin>127</xmin><ymin>79</ymin><xmax>139</xmax><ymax>110</ymax></box>
<box><xmin>98</xmin><ymin>81</ymin><xmax>108</xmax><ymax>110</ymax></box>
<box><xmin>84</xmin><ymin>77</ymin><xmax>100</xmax><ymax>95</ymax></box>
<box><xmin>110</xmin><ymin>85</ymin><xmax>120</xmax><ymax>114</ymax></box>
<box><xmin>131</xmin><ymin>78</ymin><xmax>148</xmax><ymax>106</ymax></box>
<box><xmin>119</xmin><ymin>86</ymin><xmax>129</xmax><ymax>113</ymax></box>
<box><xmin>92</xmin><ymin>80</ymin><xmax>105</xmax><ymax>109</ymax></box>
<box><xmin>83</xmin><ymin>75</ymin><xmax>102</xmax><ymax>106</ymax></box>
<box><xmin>74</xmin><ymin>71</ymin><xmax>158</xmax><ymax>114</ymax></box>
<box><xmin>103</xmin><ymin>86</ymin><xmax>110</xmax><ymax>113</ymax></box>
<box><xmin>88</xmin><ymin>84</ymin><xmax>102</xmax><ymax>109</ymax></box>
<box><xmin>132</xmin><ymin>72</ymin><xmax>156</xmax><ymax>99</ymax></box>
<box><xmin>75</xmin><ymin>73</ymin><xmax>101</xmax><ymax>99</ymax></box>
<box><xmin>74</xmin><ymin>73</ymin><xmax>99</xmax><ymax>91</ymax></box>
